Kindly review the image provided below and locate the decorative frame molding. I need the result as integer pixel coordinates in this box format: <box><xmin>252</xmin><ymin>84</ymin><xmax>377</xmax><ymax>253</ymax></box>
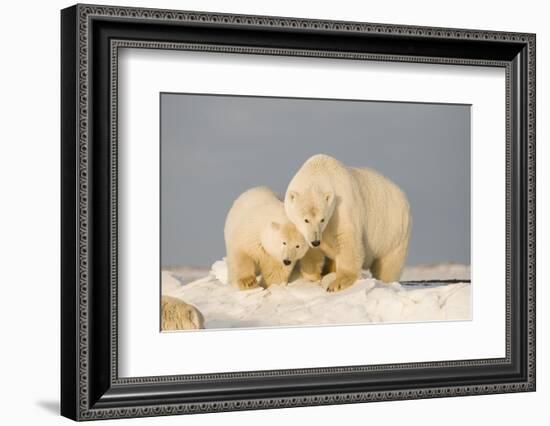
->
<box><xmin>61</xmin><ymin>4</ymin><xmax>535</xmax><ymax>421</ymax></box>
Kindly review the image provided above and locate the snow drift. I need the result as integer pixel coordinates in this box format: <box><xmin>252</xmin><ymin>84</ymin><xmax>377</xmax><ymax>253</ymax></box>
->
<box><xmin>161</xmin><ymin>260</ymin><xmax>471</xmax><ymax>330</ymax></box>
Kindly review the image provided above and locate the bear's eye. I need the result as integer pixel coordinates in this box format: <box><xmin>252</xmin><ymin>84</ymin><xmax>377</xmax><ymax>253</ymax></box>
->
<box><xmin>321</xmin><ymin>218</ymin><xmax>325</xmax><ymax>223</ymax></box>
<box><xmin>282</xmin><ymin>242</ymin><xmax>286</xmax><ymax>245</ymax></box>
<box><xmin>304</xmin><ymin>219</ymin><xmax>309</xmax><ymax>223</ymax></box>
<box><xmin>296</xmin><ymin>245</ymin><xmax>300</xmax><ymax>249</ymax></box>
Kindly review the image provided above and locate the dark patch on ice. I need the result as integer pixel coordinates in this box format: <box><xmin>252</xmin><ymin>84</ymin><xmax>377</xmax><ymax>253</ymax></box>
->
<box><xmin>400</xmin><ymin>279</ymin><xmax>471</xmax><ymax>288</ymax></box>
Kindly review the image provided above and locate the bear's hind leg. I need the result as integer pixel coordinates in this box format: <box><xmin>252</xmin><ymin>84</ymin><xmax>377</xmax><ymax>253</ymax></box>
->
<box><xmin>371</xmin><ymin>242</ymin><xmax>408</xmax><ymax>283</ymax></box>
<box><xmin>228</xmin><ymin>251</ymin><xmax>259</xmax><ymax>290</ymax></box>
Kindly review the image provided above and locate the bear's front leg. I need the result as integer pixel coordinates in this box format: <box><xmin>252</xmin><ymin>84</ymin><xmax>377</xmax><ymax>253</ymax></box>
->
<box><xmin>326</xmin><ymin>269</ymin><xmax>359</xmax><ymax>292</ymax></box>
<box><xmin>299</xmin><ymin>248</ymin><xmax>325</xmax><ymax>282</ymax></box>
<box><xmin>260</xmin><ymin>257</ymin><xmax>293</xmax><ymax>287</ymax></box>
<box><xmin>326</xmin><ymin>232</ymin><xmax>363</xmax><ymax>292</ymax></box>
<box><xmin>228</xmin><ymin>251</ymin><xmax>259</xmax><ymax>290</ymax></box>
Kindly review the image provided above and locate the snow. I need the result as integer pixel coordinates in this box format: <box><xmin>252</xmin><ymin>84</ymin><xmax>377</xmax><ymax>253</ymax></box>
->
<box><xmin>400</xmin><ymin>263</ymin><xmax>470</xmax><ymax>281</ymax></box>
<box><xmin>162</xmin><ymin>260</ymin><xmax>471</xmax><ymax>330</ymax></box>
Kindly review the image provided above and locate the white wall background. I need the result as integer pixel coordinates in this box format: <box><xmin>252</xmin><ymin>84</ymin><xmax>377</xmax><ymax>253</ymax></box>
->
<box><xmin>0</xmin><ymin>0</ymin><xmax>546</xmax><ymax>424</ymax></box>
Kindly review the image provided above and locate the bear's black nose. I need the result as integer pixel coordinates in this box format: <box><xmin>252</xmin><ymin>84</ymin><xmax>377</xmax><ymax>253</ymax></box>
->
<box><xmin>283</xmin><ymin>259</ymin><xmax>292</xmax><ymax>266</ymax></box>
<box><xmin>311</xmin><ymin>240</ymin><xmax>321</xmax><ymax>247</ymax></box>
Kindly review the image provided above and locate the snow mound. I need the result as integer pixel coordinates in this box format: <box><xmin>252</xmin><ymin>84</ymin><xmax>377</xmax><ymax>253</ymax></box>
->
<box><xmin>162</xmin><ymin>259</ymin><xmax>471</xmax><ymax>330</ymax></box>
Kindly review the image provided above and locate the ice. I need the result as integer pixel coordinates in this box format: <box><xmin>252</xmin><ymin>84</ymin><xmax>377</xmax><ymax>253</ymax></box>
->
<box><xmin>162</xmin><ymin>260</ymin><xmax>471</xmax><ymax>330</ymax></box>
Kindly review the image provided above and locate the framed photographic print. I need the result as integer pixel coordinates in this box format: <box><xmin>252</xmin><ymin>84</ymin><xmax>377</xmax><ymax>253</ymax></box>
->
<box><xmin>61</xmin><ymin>4</ymin><xmax>536</xmax><ymax>421</ymax></box>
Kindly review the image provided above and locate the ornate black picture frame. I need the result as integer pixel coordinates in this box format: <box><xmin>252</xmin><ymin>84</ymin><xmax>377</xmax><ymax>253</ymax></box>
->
<box><xmin>61</xmin><ymin>4</ymin><xmax>536</xmax><ymax>421</ymax></box>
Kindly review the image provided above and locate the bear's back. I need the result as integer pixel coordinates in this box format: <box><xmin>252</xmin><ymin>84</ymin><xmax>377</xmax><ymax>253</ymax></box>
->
<box><xmin>301</xmin><ymin>154</ymin><xmax>346</xmax><ymax>175</ymax></box>
<box><xmin>350</xmin><ymin>166</ymin><xmax>411</xmax><ymax>255</ymax></box>
<box><xmin>224</xmin><ymin>186</ymin><xmax>285</xmax><ymax>245</ymax></box>
<box><xmin>287</xmin><ymin>154</ymin><xmax>350</xmax><ymax>196</ymax></box>
<box><xmin>231</xmin><ymin>186</ymin><xmax>279</xmax><ymax>211</ymax></box>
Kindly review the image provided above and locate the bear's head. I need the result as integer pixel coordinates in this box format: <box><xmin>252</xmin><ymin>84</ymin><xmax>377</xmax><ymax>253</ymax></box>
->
<box><xmin>260</xmin><ymin>221</ymin><xmax>308</xmax><ymax>267</ymax></box>
<box><xmin>284</xmin><ymin>186</ymin><xmax>335</xmax><ymax>248</ymax></box>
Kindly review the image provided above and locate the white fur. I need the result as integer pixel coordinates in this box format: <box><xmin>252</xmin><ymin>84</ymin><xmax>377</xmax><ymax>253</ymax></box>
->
<box><xmin>285</xmin><ymin>154</ymin><xmax>412</xmax><ymax>291</ymax></box>
<box><xmin>224</xmin><ymin>186</ymin><xmax>309</xmax><ymax>289</ymax></box>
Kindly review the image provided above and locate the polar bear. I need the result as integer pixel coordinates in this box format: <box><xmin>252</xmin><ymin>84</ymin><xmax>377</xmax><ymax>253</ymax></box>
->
<box><xmin>224</xmin><ymin>186</ymin><xmax>309</xmax><ymax>290</ymax></box>
<box><xmin>161</xmin><ymin>296</ymin><xmax>204</xmax><ymax>331</ymax></box>
<box><xmin>284</xmin><ymin>154</ymin><xmax>411</xmax><ymax>292</ymax></box>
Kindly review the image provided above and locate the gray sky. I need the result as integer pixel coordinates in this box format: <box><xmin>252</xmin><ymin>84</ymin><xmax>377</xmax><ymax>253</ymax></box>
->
<box><xmin>161</xmin><ymin>93</ymin><xmax>470</xmax><ymax>268</ymax></box>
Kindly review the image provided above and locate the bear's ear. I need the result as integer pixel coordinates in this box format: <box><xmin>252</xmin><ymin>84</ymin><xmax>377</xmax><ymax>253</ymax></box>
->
<box><xmin>324</xmin><ymin>191</ymin><xmax>334</xmax><ymax>204</ymax></box>
<box><xmin>287</xmin><ymin>191</ymin><xmax>299</xmax><ymax>202</ymax></box>
<box><xmin>271</xmin><ymin>222</ymin><xmax>281</xmax><ymax>231</ymax></box>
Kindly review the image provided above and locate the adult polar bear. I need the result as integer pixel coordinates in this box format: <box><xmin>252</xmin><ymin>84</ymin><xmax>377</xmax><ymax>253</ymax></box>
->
<box><xmin>285</xmin><ymin>154</ymin><xmax>412</xmax><ymax>292</ymax></box>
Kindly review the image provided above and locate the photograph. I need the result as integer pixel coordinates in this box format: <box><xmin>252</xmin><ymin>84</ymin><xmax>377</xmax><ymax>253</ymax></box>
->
<box><xmin>59</xmin><ymin>3</ymin><xmax>536</xmax><ymax>420</ymax></box>
<box><xmin>160</xmin><ymin>93</ymin><xmax>472</xmax><ymax>331</ymax></box>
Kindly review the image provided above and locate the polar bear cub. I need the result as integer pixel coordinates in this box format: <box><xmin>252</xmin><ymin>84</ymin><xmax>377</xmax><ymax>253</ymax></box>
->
<box><xmin>285</xmin><ymin>154</ymin><xmax>412</xmax><ymax>292</ymax></box>
<box><xmin>224</xmin><ymin>186</ymin><xmax>309</xmax><ymax>290</ymax></box>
